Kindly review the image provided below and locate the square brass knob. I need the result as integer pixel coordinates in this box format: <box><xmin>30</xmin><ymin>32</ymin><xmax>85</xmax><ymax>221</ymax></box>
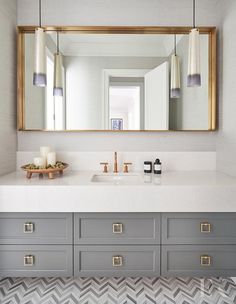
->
<box><xmin>200</xmin><ymin>255</ymin><xmax>212</xmax><ymax>266</ymax></box>
<box><xmin>23</xmin><ymin>222</ymin><xmax>34</xmax><ymax>233</ymax></box>
<box><xmin>24</xmin><ymin>255</ymin><xmax>35</xmax><ymax>266</ymax></box>
<box><xmin>112</xmin><ymin>223</ymin><xmax>123</xmax><ymax>234</ymax></box>
<box><xmin>112</xmin><ymin>256</ymin><xmax>123</xmax><ymax>267</ymax></box>
<box><xmin>200</xmin><ymin>222</ymin><xmax>211</xmax><ymax>233</ymax></box>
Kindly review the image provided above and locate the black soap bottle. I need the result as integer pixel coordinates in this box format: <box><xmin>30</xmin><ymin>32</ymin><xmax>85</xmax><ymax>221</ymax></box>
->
<box><xmin>144</xmin><ymin>161</ymin><xmax>152</xmax><ymax>174</ymax></box>
<box><xmin>154</xmin><ymin>159</ymin><xmax>162</xmax><ymax>174</ymax></box>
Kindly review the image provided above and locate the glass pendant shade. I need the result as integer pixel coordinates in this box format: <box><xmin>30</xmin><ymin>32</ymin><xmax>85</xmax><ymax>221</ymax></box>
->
<box><xmin>33</xmin><ymin>27</ymin><xmax>47</xmax><ymax>87</ymax></box>
<box><xmin>187</xmin><ymin>28</ymin><xmax>201</xmax><ymax>87</ymax></box>
<box><xmin>53</xmin><ymin>53</ymin><xmax>63</xmax><ymax>96</ymax></box>
<box><xmin>171</xmin><ymin>54</ymin><xmax>181</xmax><ymax>98</ymax></box>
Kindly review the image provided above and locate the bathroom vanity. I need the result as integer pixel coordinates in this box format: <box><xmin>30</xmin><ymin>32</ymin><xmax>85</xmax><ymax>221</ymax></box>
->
<box><xmin>1</xmin><ymin>170</ymin><xmax>236</xmax><ymax>277</ymax></box>
<box><xmin>9</xmin><ymin>22</ymin><xmax>221</xmax><ymax>278</ymax></box>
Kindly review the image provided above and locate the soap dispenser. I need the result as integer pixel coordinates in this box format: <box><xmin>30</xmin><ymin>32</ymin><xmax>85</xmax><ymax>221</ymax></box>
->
<box><xmin>154</xmin><ymin>159</ymin><xmax>162</xmax><ymax>174</ymax></box>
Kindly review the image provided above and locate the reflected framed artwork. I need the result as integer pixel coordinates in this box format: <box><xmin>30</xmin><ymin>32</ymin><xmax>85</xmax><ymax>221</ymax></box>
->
<box><xmin>111</xmin><ymin>118</ymin><xmax>123</xmax><ymax>131</ymax></box>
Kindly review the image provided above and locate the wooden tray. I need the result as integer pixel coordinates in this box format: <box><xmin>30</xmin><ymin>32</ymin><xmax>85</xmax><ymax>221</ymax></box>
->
<box><xmin>21</xmin><ymin>163</ymin><xmax>69</xmax><ymax>179</ymax></box>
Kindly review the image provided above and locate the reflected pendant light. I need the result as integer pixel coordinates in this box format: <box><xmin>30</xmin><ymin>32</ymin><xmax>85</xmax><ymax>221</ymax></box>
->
<box><xmin>171</xmin><ymin>34</ymin><xmax>181</xmax><ymax>99</ymax></box>
<box><xmin>187</xmin><ymin>0</ymin><xmax>201</xmax><ymax>87</ymax></box>
<box><xmin>53</xmin><ymin>32</ymin><xmax>63</xmax><ymax>96</ymax></box>
<box><xmin>33</xmin><ymin>0</ymin><xmax>47</xmax><ymax>87</ymax></box>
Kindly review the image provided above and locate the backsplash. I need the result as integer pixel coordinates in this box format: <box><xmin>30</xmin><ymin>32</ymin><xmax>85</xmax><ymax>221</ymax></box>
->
<box><xmin>17</xmin><ymin>151</ymin><xmax>216</xmax><ymax>172</ymax></box>
<box><xmin>17</xmin><ymin>131</ymin><xmax>217</xmax><ymax>152</ymax></box>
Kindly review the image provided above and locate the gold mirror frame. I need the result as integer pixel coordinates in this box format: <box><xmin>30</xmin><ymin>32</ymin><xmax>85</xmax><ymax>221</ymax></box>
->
<box><xmin>17</xmin><ymin>26</ymin><xmax>216</xmax><ymax>132</ymax></box>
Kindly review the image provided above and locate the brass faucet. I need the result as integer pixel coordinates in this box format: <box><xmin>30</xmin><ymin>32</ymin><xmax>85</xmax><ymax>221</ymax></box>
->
<box><xmin>114</xmin><ymin>152</ymin><xmax>118</xmax><ymax>173</ymax></box>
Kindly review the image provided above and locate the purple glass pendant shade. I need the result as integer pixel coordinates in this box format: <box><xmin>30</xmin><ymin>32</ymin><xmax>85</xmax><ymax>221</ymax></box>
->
<box><xmin>53</xmin><ymin>33</ymin><xmax>63</xmax><ymax>97</ymax></box>
<box><xmin>33</xmin><ymin>73</ymin><xmax>47</xmax><ymax>87</ymax></box>
<box><xmin>33</xmin><ymin>1</ymin><xmax>47</xmax><ymax>87</ymax></box>
<box><xmin>187</xmin><ymin>28</ymin><xmax>201</xmax><ymax>87</ymax></box>
<box><xmin>187</xmin><ymin>0</ymin><xmax>201</xmax><ymax>87</ymax></box>
<box><xmin>53</xmin><ymin>87</ymin><xmax>63</xmax><ymax>96</ymax></box>
<box><xmin>171</xmin><ymin>88</ymin><xmax>181</xmax><ymax>99</ymax></box>
<box><xmin>33</xmin><ymin>28</ymin><xmax>47</xmax><ymax>87</ymax></box>
<box><xmin>170</xmin><ymin>35</ymin><xmax>181</xmax><ymax>99</ymax></box>
<box><xmin>187</xmin><ymin>74</ymin><xmax>201</xmax><ymax>87</ymax></box>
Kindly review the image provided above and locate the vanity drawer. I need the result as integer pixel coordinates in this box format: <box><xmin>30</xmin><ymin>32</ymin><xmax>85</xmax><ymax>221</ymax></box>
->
<box><xmin>162</xmin><ymin>213</ymin><xmax>236</xmax><ymax>244</ymax></box>
<box><xmin>74</xmin><ymin>245</ymin><xmax>160</xmax><ymax>277</ymax></box>
<box><xmin>74</xmin><ymin>213</ymin><xmax>160</xmax><ymax>244</ymax></box>
<box><xmin>0</xmin><ymin>245</ymin><xmax>73</xmax><ymax>277</ymax></box>
<box><xmin>162</xmin><ymin>245</ymin><xmax>236</xmax><ymax>277</ymax></box>
<box><xmin>0</xmin><ymin>213</ymin><xmax>73</xmax><ymax>244</ymax></box>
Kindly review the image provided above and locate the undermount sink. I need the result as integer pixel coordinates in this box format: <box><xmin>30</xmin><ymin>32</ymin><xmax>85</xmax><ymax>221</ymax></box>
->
<box><xmin>91</xmin><ymin>173</ymin><xmax>142</xmax><ymax>184</ymax></box>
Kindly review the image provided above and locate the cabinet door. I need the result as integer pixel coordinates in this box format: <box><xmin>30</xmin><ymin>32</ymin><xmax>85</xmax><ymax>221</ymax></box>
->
<box><xmin>162</xmin><ymin>213</ymin><xmax>236</xmax><ymax>244</ymax></box>
<box><xmin>74</xmin><ymin>213</ymin><xmax>160</xmax><ymax>245</ymax></box>
<box><xmin>0</xmin><ymin>245</ymin><xmax>73</xmax><ymax>277</ymax></box>
<box><xmin>0</xmin><ymin>213</ymin><xmax>73</xmax><ymax>244</ymax></box>
<box><xmin>74</xmin><ymin>245</ymin><xmax>160</xmax><ymax>277</ymax></box>
<box><xmin>162</xmin><ymin>245</ymin><xmax>236</xmax><ymax>277</ymax></box>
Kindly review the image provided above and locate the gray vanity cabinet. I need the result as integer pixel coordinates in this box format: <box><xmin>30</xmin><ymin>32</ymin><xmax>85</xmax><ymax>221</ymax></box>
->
<box><xmin>1</xmin><ymin>212</ymin><xmax>236</xmax><ymax>277</ymax></box>
<box><xmin>74</xmin><ymin>245</ymin><xmax>160</xmax><ymax>277</ymax></box>
<box><xmin>0</xmin><ymin>245</ymin><xmax>72</xmax><ymax>277</ymax></box>
<box><xmin>74</xmin><ymin>213</ymin><xmax>161</xmax><ymax>276</ymax></box>
<box><xmin>162</xmin><ymin>245</ymin><xmax>236</xmax><ymax>277</ymax></box>
<box><xmin>74</xmin><ymin>213</ymin><xmax>161</xmax><ymax>244</ymax></box>
<box><xmin>161</xmin><ymin>213</ymin><xmax>236</xmax><ymax>277</ymax></box>
<box><xmin>0</xmin><ymin>213</ymin><xmax>73</xmax><ymax>244</ymax></box>
<box><xmin>162</xmin><ymin>213</ymin><xmax>236</xmax><ymax>245</ymax></box>
<box><xmin>0</xmin><ymin>213</ymin><xmax>73</xmax><ymax>277</ymax></box>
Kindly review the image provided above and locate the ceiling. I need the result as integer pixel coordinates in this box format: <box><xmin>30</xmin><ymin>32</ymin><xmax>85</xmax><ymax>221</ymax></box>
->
<box><xmin>49</xmin><ymin>33</ymin><xmax>185</xmax><ymax>57</ymax></box>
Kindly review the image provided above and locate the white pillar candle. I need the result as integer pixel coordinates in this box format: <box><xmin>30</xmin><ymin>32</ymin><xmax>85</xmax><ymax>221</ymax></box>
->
<box><xmin>40</xmin><ymin>146</ymin><xmax>51</xmax><ymax>158</ymax></box>
<box><xmin>33</xmin><ymin>157</ymin><xmax>46</xmax><ymax>168</ymax></box>
<box><xmin>47</xmin><ymin>152</ymin><xmax>56</xmax><ymax>166</ymax></box>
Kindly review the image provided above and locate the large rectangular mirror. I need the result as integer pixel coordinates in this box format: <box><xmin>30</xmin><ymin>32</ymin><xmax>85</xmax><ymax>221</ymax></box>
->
<box><xmin>18</xmin><ymin>26</ymin><xmax>216</xmax><ymax>131</ymax></box>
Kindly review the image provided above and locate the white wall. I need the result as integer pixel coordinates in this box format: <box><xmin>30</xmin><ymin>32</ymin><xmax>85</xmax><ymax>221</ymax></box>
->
<box><xmin>0</xmin><ymin>0</ymin><xmax>17</xmax><ymax>175</ymax></box>
<box><xmin>17</xmin><ymin>0</ymin><xmax>221</xmax><ymax>152</ymax></box>
<box><xmin>216</xmin><ymin>1</ymin><xmax>236</xmax><ymax>177</ymax></box>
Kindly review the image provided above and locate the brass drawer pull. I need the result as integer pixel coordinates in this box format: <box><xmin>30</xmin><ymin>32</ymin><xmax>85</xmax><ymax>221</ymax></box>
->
<box><xmin>24</xmin><ymin>255</ymin><xmax>35</xmax><ymax>266</ymax></box>
<box><xmin>200</xmin><ymin>222</ymin><xmax>211</xmax><ymax>233</ymax></box>
<box><xmin>112</xmin><ymin>223</ymin><xmax>123</xmax><ymax>234</ymax></box>
<box><xmin>23</xmin><ymin>222</ymin><xmax>34</xmax><ymax>233</ymax></box>
<box><xmin>200</xmin><ymin>255</ymin><xmax>212</xmax><ymax>267</ymax></box>
<box><xmin>112</xmin><ymin>256</ymin><xmax>123</xmax><ymax>267</ymax></box>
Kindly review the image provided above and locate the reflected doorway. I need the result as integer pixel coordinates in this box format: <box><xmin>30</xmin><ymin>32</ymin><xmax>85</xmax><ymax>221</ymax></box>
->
<box><xmin>109</xmin><ymin>78</ymin><xmax>144</xmax><ymax>130</ymax></box>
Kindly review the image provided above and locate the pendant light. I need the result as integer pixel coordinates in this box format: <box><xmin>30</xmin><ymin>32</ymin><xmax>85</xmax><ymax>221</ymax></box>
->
<box><xmin>33</xmin><ymin>0</ymin><xmax>47</xmax><ymax>87</ymax></box>
<box><xmin>53</xmin><ymin>32</ymin><xmax>63</xmax><ymax>96</ymax></box>
<box><xmin>171</xmin><ymin>34</ymin><xmax>181</xmax><ymax>99</ymax></box>
<box><xmin>187</xmin><ymin>0</ymin><xmax>201</xmax><ymax>87</ymax></box>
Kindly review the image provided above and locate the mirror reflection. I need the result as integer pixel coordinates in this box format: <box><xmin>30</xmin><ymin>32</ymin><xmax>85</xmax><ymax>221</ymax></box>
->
<box><xmin>23</xmin><ymin>32</ymin><xmax>209</xmax><ymax>131</ymax></box>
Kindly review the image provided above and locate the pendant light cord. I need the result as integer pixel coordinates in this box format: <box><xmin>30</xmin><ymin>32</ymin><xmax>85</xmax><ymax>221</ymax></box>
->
<box><xmin>39</xmin><ymin>0</ymin><xmax>42</xmax><ymax>27</ymax></box>
<box><xmin>193</xmin><ymin>0</ymin><xmax>196</xmax><ymax>28</ymax></box>
<box><xmin>174</xmin><ymin>34</ymin><xmax>177</xmax><ymax>55</ymax></box>
<box><xmin>57</xmin><ymin>31</ymin><xmax>60</xmax><ymax>54</ymax></box>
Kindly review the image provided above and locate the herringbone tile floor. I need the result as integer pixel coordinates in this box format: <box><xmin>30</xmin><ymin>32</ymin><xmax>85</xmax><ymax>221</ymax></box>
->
<box><xmin>0</xmin><ymin>277</ymin><xmax>236</xmax><ymax>304</ymax></box>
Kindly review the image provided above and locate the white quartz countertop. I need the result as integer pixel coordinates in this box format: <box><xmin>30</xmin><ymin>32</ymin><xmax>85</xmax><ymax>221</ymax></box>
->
<box><xmin>0</xmin><ymin>170</ymin><xmax>236</xmax><ymax>212</ymax></box>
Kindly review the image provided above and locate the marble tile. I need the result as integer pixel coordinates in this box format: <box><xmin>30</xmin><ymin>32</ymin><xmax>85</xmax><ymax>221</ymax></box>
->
<box><xmin>0</xmin><ymin>277</ymin><xmax>235</xmax><ymax>304</ymax></box>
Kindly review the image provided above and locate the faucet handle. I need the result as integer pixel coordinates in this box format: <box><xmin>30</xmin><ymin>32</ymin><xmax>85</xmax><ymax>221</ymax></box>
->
<box><xmin>123</xmin><ymin>162</ymin><xmax>132</xmax><ymax>173</ymax></box>
<box><xmin>100</xmin><ymin>162</ymin><xmax>109</xmax><ymax>173</ymax></box>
